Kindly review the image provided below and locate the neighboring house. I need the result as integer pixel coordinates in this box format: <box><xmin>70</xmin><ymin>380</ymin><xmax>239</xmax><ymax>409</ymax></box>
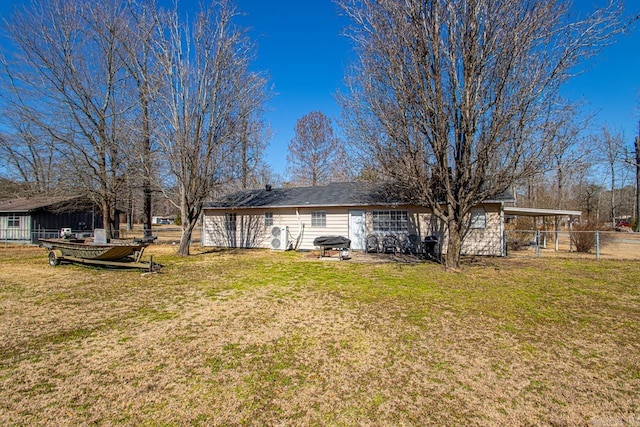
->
<box><xmin>0</xmin><ymin>196</ymin><xmax>101</xmax><ymax>244</ymax></box>
<box><xmin>202</xmin><ymin>182</ymin><xmax>516</xmax><ymax>256</ymax></box>
<box><xmin>152</xmin><ymin>216</ymin><xmax>175</xmax><ymax>225</ymax></box>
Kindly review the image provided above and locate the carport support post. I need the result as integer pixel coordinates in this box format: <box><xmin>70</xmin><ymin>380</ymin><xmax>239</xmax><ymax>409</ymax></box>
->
<box><xmin>569</xmin><ymin>218</ymin><xmax>574</xmax><ymax>252</ymax></box>
<box><xmin>536</xmin><ymin>230</ymin><xmax>541</xmax><ymax>258</ymax></box>
<box><xmin>595</xmin><ymin>230</ymin><xmax>600</xmax><ymax>260</ymax></box>
<box><xmin>555</xmin><ymin>215</ymin><xmax>559</xmax><ymax>252</ymax></box>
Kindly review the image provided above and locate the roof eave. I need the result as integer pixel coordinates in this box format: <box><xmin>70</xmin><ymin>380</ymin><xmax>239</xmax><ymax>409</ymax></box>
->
<box><xmin>503</xmin><ymin>207</ymin><xmax>582</xmax><ymax>217</ymax></box>
<box><xmin>203</xmin><ymin>202</ymin><xmax>425</xmax><ymax>210</ymax></box>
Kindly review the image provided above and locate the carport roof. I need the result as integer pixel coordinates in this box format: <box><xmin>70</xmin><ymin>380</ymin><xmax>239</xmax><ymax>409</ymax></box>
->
<box><xmin>503</xmin><ymin>207</ymin><xmax>581</xmax><ymax>217</ymax></box>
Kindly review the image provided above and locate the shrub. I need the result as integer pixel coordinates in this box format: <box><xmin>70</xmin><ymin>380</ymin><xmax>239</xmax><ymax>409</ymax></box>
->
<box><xmin>571</xmin><ymin>225</ymin><xmax>595</xmax><ymax>253</ymax></box>
<box><xmin>570</xmin><ymin>224</ymin><xmax>612</xmax><ymax>253</ymax></box>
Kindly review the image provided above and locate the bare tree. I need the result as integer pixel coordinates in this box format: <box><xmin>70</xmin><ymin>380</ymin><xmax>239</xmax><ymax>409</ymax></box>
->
<box><xmin>115</xmin><ymin>0</ymin><xmax>164</xmax><ymax>237</ymax></box>
<box><xmin>635</xmin><ymin>133</ymin><xmax>640</xmax><ymax>231</ymax></box>
<box><xmin>579</xmin><ymin>182</ymin><xmax>604</xmax><ymax>225</ymax></box>
<box><xmin>338</xmin><ymin>0</ymin><xmax>625</xmax><ymax>269</ymax></box>
<box><xmin>287</xmin><ymin>111</ymin><xmax>345</xmax><ymax>186</ymax></box>
<box><xmin>544</xmin><ymin>105</ymin><xmax>593</xmax><ymax>210</ymax></box>
<box><xmin>235</xmin><ymin>114</ymin><xmax>272</xmax><ymax>190</ymax></box>
<box><xmin>623</xmin><ymin>124</ymin><xmax>640</xmax><ymax>232</ymax></box>
<box><xmin>153</xmin><ymin>0</ymin><xmax>268</xmax><ymax>255</ymax></box>
<box><xmin>518</xmin><ymin>105</ymin><xmax>591</xmax><ymax>212</ymax></box>
<box><xmin>0</xmin><ymin>124</ymin><xmax>59</xmax><ymax>194</ymax></box>
<box><xmin>1</xmin><ymin>0</ymin><xmax>135</xmax><ymax>237</ymax></box>
<box><xmin>596</xmin><ymin>127</ymin><xmax>625</xmax><ymax>225</ymax></box>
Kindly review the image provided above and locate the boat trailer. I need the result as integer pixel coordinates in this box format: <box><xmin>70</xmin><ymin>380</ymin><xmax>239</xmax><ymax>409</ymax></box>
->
<box><xmin>41</xmin><ymin>238</ymin><xmax>162</xmax><ymax>272</ymax></box>
<box><xmin>46</xmin><ymin>249</ymin><xmax>161</xmax><ymax>272</ymax></box>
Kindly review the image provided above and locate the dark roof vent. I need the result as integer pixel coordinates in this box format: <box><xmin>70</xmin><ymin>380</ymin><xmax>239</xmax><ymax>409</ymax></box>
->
<box><xmin>265</xmin><ymin>184</ymin><xmax>272</xmax><ymax>192</ymax></box>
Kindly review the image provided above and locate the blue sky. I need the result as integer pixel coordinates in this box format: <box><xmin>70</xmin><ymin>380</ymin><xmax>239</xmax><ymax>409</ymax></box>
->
<box><xmin>233</xmin><ymin>0</ymin><xmax>352</xmax><ymax>178</ymax></box>
<box><xmin>235</xmin><ymin>0</ymin><xmax>640</xmax><ymax>177</ymax></box>
<box><xmin>1</xmin><ymin>0</ymin><xmax>639</xmax><ymax>179</ymax></box>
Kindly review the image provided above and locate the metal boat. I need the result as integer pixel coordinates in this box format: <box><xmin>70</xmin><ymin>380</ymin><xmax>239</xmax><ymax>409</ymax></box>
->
<box><xmin>39</xmin><ymin>236</ymin><xmax>159</xmax><ymax>271</ymax></box>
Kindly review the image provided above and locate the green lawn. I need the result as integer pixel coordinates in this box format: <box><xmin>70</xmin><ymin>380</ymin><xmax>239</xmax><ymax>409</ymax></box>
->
<box><xmin>0</xmin><ymin>245</ymin><xmax>638</xmax><ymax>425</ymax></box>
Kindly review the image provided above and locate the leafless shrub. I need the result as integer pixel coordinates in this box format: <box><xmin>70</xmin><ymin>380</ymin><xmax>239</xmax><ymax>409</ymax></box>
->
<box><xmin>570</xmin><ymin>224</ymin><xmax>613</xmax><ymax>253</ymax></box>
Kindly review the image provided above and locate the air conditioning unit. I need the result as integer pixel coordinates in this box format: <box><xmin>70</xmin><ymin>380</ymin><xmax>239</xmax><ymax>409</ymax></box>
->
<box><xmin>269</xmin><ymin>226</ymin><xmax>288</xmax><ymax>250</ymax></box>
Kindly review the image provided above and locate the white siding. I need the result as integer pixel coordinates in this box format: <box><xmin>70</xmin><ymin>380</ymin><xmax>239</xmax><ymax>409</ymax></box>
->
<box><xmin>202</xmin><ymin>208</ymin><xmax>350</xmax><ymax>250</ymax></box>
<box><xmin>461</xmin><ymin>204</ymin><xmax>503</xmax><ymax>256</ymax></box>
<box><xmin>202</xmin><ymin>210</ymin><xmax>270</xmax><ymax>248</ymax></box>
<box><xmin>296</xmin><ymin>208</ymin><xmax>348</xmax><ymax>249</ymax></box>
<box><xmin>0</xmin><ymin>214</ymin><xmax>31</xmax><ymax>242</ymax></box>
<box><xmin>417</xmin><ymin>203</ymin><xmax>504</xmax><ymax>256</ymax></box>
<box><xmin>202</xmin><ymin>202</ymin><xmax>505</xmax><ymax>256</ymax></box>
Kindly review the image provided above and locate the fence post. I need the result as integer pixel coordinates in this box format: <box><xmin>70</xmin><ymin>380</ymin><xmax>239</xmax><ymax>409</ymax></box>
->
<box><xmin>595</xmin><ymin>230</ymin><xmax>600</xmax><ymax>260</ymax></box>
<box><xmin>569</xmin><ymin>222</ymin><xmax>574</xmax><ymax>252</ymax></box>
<box><xmin>503</xmin><ymin>230</ymin><xmax>508</xmax><ymax>257</ymax></box>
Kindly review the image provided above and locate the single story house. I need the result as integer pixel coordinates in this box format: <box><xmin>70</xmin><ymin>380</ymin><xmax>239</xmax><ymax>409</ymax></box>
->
<box><xmin>0</xmin><ymin>196</ymin><xmax>101</xmax><ymax>244</ymax></box>
<box><xmin>202</xmin><ymin>182</ymin><xmax>518</xmax><ymax>256</ymax></box>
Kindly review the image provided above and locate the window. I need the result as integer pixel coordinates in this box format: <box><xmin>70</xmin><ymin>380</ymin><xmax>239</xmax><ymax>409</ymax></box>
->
<box><xmin>311</xmin><ymin>211</ymin><xmax>326</xmax><ymax>227</ymax></box>
<box><xmin>224</xmin><ymin>213</ymin><xmax>237</xmax><ymax>246</ymax></box>
<box><xmin>372</xmin><ymin>210</ymin><xmax>408</xmax><ymax>233</ymax></box>
<box><xmin>470</xmin><ymin>207</ymin><xmax>487</xmax><ymax>229</ymax></box>
<box><xmin>264</xmin><ymin>212</ymin><xmax>273</xmax><ymax>227</ymax></box>
<box><xmin>225</xmin><ymin>213</ymin><xmax>237</xmax><ymax>232</ymax></box>
<box><xmin>222</xmin><ymin>213</ymin><xmax>237</xmax><ymax>248</ymax></box>
<box><xmin>7</xmin><ymin>214</ymin><xmax>20</xmax><ymax>228</ymax></box>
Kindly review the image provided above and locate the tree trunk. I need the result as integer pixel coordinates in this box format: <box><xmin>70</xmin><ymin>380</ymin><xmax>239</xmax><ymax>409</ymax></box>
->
<box><xmin>142</xmin><ymin>121</ymin><xmax>153</xmax><ymax>237</ymax></box>
<box><xmin>443</xmin><ymin>221</ymin><xmax>463</xmax><ymax>270</ymax></box>
<box><xmin>126</xmin><ymin>188</ymin><xmax>134</xmax><ymax>231</ymax></box>
<box><xmin>177</xmin><ymin>198</ymin><xmax>200</xmax><ymax>256</ymax></box>
<box><xmin>241</xmin><ymin>117</ymin><xmax>249</xmax><ymax>190</ymax></box>
<box><xmin>635</xmin><ymin>136</ymin><xmax>639</xmax><ymax>232</ymax></box>
<box><xmin>177</xmin><ymin>216</ymin><xmax>198</xmax><ymax>256</ymax></box>
<box><xmin>143</xmin><ymin>185</ymin><xmax>152</xmax><ymax>237</ymax></box>
<box><xmin>557</xmin><ymin>165</ymin><xmax>563</xmax><ymax>210</ymax></box>
<box><xmin>610</xmin><ymin>164</ymin><xmax>616</xmax><ymax>226</ymax></box>
<box><xmin>100</xmin><ymin>199</ymin><xmax>115</xmax><ymax>239</ymax></box>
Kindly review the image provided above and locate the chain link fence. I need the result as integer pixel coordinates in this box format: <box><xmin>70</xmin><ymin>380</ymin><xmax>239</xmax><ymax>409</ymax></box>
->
<box><xmin>2</xmin><ymin>225</ymin><xmax>202</xmax><ymax>247</ymax></box>
<box><xmin>4</xmin><ymin>226</ymin><xmax>638</xmax><ymax>260</ymax></box>
<box><xmin>504</xmin><ymin>229</ymin><xmax>640</xmax><ymax>260</ymax></box>
<box><xmin>118</xmin><ymin>226</ymin><xmax>201</xmax><ymax>245</ymax></box>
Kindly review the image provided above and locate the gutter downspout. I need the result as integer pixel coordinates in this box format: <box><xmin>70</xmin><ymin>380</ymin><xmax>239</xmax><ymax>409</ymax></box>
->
<box><xmin>293</xmin><ymin>208</ymin><xmax>304</xmax><ymax>250</ymax></box>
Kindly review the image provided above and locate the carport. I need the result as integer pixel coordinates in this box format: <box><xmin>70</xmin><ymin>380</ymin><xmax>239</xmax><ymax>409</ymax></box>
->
<box><xmin>503</xmin><ymin>207</ymin><xmax>582</xmax><ymax>252</ymax></box>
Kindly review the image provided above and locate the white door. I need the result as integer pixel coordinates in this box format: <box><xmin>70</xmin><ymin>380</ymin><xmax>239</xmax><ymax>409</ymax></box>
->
<box><xmin>349</xmin><ymin>210</ymin><xmax>366</xmax><ymax>250</ymax></box>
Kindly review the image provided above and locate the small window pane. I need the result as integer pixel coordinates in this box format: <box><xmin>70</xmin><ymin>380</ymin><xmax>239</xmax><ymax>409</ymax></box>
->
<box><xmin>372</xmin><ymin>210</ymin><xmax>408</xmax><ymax>234</ymax></box>
<box><xmin>8</xmin><ymin>215</ymin><xmax>20</xmax><ymax>228</ymax></box>
<box><xmin>470</xmin><ymin>208</ymin><xmax>486</xmax><ymax>229</ymax></box>
<box><xmin>224</xmin><ymin>213</ymin><xmax>237</xmax><ymax>247</ymax></box>
<box><xmin>311</xmin><ymin>211</ymin><xmax>326</xmax><ymax>227</ymax></box>
<box><xmin>264</xmin><ymin>212</ymin><xmax>273</xmax><ymax>227</ymax></box>
<box><xmin>225</xmin><ymin>213</ymin><xmax>236</xmax><ymax>231</ymax></box>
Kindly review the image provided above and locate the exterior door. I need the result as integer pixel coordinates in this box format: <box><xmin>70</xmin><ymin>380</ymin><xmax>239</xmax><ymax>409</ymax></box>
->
<box><xmin>349</xmin><ymin>210</ymin><xmax>366</xmax><ymax>250</ymax></box>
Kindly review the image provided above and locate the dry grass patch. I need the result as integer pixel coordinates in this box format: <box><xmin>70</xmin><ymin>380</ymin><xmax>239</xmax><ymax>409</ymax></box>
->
<box><xmin>0</xmin><ymin>245</ymin><xmax>638</xmax><ymax>425</ymax></box>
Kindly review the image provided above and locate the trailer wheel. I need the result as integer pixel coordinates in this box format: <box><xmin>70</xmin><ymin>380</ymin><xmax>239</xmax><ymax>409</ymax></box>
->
<box><xmin>48</xmin><ymin>250</ymin><xmax>61</xmax><ymax>266</ymax></box>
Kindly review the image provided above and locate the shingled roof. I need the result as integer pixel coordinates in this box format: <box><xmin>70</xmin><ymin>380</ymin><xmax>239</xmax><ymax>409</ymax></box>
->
<box><xmin>0</xmin><ymin>195</ymin><xmax>87</xmax><ymax>213</ymax></box>
<box><xmin>205</xmin><ymin>182</ymin><xmax>514</xmax><ymax>210</ymax></box>
<box><xmin>205</xmin><ymin>182</ymin><xmax>388</xmax><ymax>209</ymax></box>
